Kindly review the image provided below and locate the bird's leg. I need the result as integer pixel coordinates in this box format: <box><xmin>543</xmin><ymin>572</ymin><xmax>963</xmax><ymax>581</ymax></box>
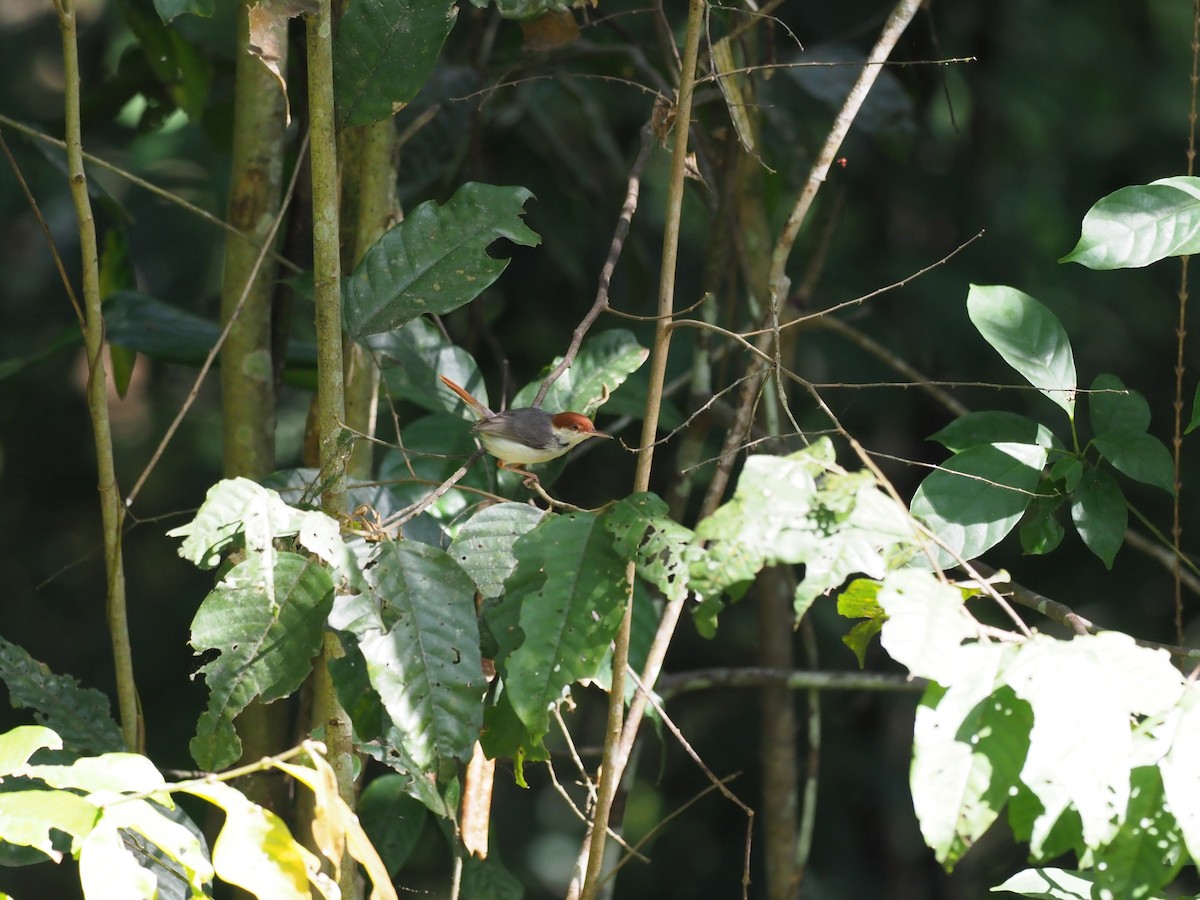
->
<box><xmin>497</xmin><ymin>459</ymin><xmax>540</xmax><ymax>487</ymax></box>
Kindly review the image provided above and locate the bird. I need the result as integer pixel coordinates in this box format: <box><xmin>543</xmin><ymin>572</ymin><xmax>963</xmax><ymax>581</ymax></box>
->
<box><xmin>438</xmin><ymin>374</ymin><xmax>610</xmax><ymax>482</ymax></box>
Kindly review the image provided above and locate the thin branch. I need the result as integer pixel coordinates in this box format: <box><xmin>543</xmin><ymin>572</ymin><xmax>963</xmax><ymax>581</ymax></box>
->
<box><xmin>55</xmin><ymin>0</ymin><xmax>139</xmax><ymax>753</ymax></box>
<box><xmin>0</xmin><ymin>129</ymin><xmax>84</xmax><ymax>326</ymax></box>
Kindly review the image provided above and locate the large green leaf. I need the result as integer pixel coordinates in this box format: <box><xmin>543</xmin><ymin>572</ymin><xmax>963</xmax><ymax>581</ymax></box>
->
<box><xmin>966</xmin><ymin>285</ymin><xmax>1077</xmax><ymax>420</ymax></box>
<box><xmin>329</xmin><ymin>542</ymin><xmax>485</xmax><ymax>769</ymax></box>
<box><xmin>1061</xmin><ymin>178</ymin><xmax>1200</xmax><ymax>270</ymax></box>
<box><xmin>0</xmin><ymin>790</ymin><xmax>100</xmax><ymax>861</ymax></box>
<box><xmin>169</xmin><ymin>478</ymin><xmax>358</xmax><ymax>587</ymax></box>
<box><xmin>487</xmin><ymin>512</ymin><xmax>628</xmax><ymax>744</ymax></box>
<box><xmin>189</xmin><ymin>552</ymin><xmax>335</xmax><ymax>770</ymax></box>
<box><xmin>1069</xmin><ymin>468</ymin><xmax>1126</xmax><ymax>568</ymax></box>
<box><xmin>334</xmin><ymin>0</ymin><xmax>458</xmax><ymax>128</ymax></box>
<box><xmin>152</xmin><ymin>0</ymin><xmax>214</xmax><ymax>22</ymax></box>
<box><xmin>910</xmin><ymin>442</ymin><xmax>1048</xmax><ymax>566</ymax></box>
<box><xmin>343</xmin><ymin>183</ymin><xmax>540</xmax><ymax>339</ymax></box>
<box><xmin>991</xmin><ymin>867</ymin><xmax>1097</xmax><ymax>899</ymax></box>
<box><xmin>0</xmin><ymin>637</ymin><xmax>123</xmax><ymax>755</ymax></box>
<box><xmin>1160</xmin><ymin>685</ymin><xmax>1200</xmax><ymax>864</ymax></box>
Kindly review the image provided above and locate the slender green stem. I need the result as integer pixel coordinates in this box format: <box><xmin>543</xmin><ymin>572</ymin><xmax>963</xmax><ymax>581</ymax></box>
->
<box><xmin>577</xmin><ymin>4</ymin><xmax>706</xmax><ymax>899</ymax></box>
<box><xmin>306</xmin><ymin>4</ymin><xmax>357</xmax><ymax>898</ymax></box>
<box><xmin>56</xmin><ymin>0</ymin><xmax>139</xmax><ymax>754</ymax></box>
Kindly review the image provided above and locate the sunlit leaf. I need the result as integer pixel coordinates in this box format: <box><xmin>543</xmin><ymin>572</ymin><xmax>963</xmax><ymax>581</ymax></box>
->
<box><xmin>966</xmin><ymin>285</ymin><xmax>1077</xmax><ymax>419</ymax></box>
<box><xmin>929</xmin><ymin>411</ymin><xmax>1061</xmax><ymax>453</ymax></box>
<box><xmin>991</xmin><ymin>867</ymin><xmax>1097</xmax><ymax>899</ymax></box>
<box><xmin>910</xmin><ymin>442</ymin><xmax>1047</xmax><ymax>567</ymax></box>
<box><xmin>512</xmin><ymin>329</ymin><xmax>649</xmax><ymax>418</ymax></box>
<box><xmin>0</xmin><ymin>790</ymin><xmax>99</xmax><ymax>862</ymax></box>
<box><xmin>1061</xmin><ymin>179</ymin><xmax>1200</xmax><ymax>270</ymax></box>
<box><xmin>177</xmin><ymin>780</ymin><xmax>317</xmax><ymax>899</ymax></box>
<box><xmin>1092</xmin><ymin>766</ymin><xmax>1182</xmax><ymax>899</ymax></box>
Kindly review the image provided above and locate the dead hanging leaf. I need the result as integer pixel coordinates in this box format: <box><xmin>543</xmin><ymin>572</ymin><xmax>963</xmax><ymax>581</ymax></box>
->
<box><xmin>461</xmin><ymin>742</ymin><xmax>496</xmax><ymax>859</ymax></box>
<box><xmin>710</xmin><ymin>34</ymin><xmax>775</xmax><ymax>174</ymax></box>
<box><xmin>521</xmin><ymin>10</ymin><xmax>580</xmax><ymax>51</ymax></box>
<box><xmin>652</xmin><ymin>94</ymin><xmax>676</xmax><ymax>145</ymax></box>
<box><xmin>248</xmin><ymin>0</ymin><xmax>317</xmax><ymax>125</ymax></box>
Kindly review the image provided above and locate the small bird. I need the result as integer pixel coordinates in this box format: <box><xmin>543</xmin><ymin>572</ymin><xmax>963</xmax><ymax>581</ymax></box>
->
<box><xmin>439</xmin><ymin>374</ymin><xmax>610</xmax><ymax>481</ymax></box>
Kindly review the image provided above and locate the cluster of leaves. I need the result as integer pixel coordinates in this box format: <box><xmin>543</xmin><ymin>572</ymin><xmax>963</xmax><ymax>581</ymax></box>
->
<box><xmin>0</xmin><ymin>725</ymin><xmax>394</xmax><ymax>900</ymax></box>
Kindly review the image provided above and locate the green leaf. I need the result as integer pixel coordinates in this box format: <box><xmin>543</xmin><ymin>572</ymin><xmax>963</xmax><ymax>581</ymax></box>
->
<box><xmin>910</xmin><ymin>442</ymin><xmax>1048</xmax><ymax>566</ymax></box>
<box><xmin>343</xmin><ymin>183</ymin><xmax>540</xmax><ymax>339</ymax></box>
<box><xmin>118</xmin><ymin>0</ymin><xmax>212</xmax><ymax>120</ymax></box>
<box><xmin>1061</xmin><ymin>179</ymin><xmax>1200</xmax><ymax>270</ymax></box>
<box><xmin>990</xmin><ymin>867</ymin><xmax>1096</xmax><ymax>899</ymax></box>
<box><xmin>1093</xmin><ymin>766</ymin><xmax>1182</xmax><ymax>899</ymax></box>
<box><xmin>512</xmin><ymin>329</ymin><xmax>650</xmax><ymax>418</ymax></box>
<box><xmin>104</xmin><ymin>291</ymin><xmax>317</xmax><ymax>375</ymax></box>
<box><xmin>23</xmin><ymin>753</ymin><xmax>166</xmax><ymax>798</ymax></box>
<box><xmin>359</xmin><ymin>776</ymin><xmax>429</xmax><ymax>877</ymax></box>
<box><xmin>334</xmin><ymin>0</ymin><xmax>458</xmax><ymax>128</ymax></box>
<box><xmin>97</xmin><ymin>799</ymin><xmax>213</xmax><ymax>896</ymax></box>
<box><xmin>1049</xmin><ymin>456</ymin><xmax>1083</xmax><ymax>492</ymax></box>
<box><xmin>1092</xmin><ymin>431</ymin><xmax>1175</xmax><ymax>494</ymax></box>
<box><xmin>966</xmin><ymin>285</ymin><xmax>1077</xmax><ymax>419</ymax></box>
<box><xmin>448</xmin><ymin>503</ymin><xmax>546</xmax><ymax>599</ymax></box>
<box><xmin>1160</xmin><ymin>686</ymin><xmax>1200</xmax><ymax>863</ymax></box>
<box><xmin>1069</xmin><ymin>468</ymin><xmax>1126</xmax><ymax>568</ymax></box>
<box><xmin>603</xmin><ymin>493</ymin><xmax>696</xmax><ymax>604</ymax></box>
<box><xmin>460</xmin><ymin>854</ymin><xmax>525</xmax><ymax>900</ymax></box>
<box><xmin>369</xmin><ymin>318</ymin><xmax>486</xmax><ymax>414</ymax></box>
<box><xmin>1088</xmin><ymin>373</ymin><xmax>1151</xmax><ymax>437</ymax></box>
<box><xmin>694</xmin><ymin>440</ymin><xmax>915</xmax><ymax>619</ymax></box>
<box><xmin>1019</xmin><ymin>496</ymin><xmax>1064</xmax><ymax>556</ymax></box>
<box><xmin>78</xmin><ymin>816</ymin><xmax>157</xmax><ymax>898</ymax></box>
<box><xmin>330</xmin><ymin>542</ymin><xmax>485</xmax><ymax>769</ymax></box>
<box><xmin>841</xmin><ymin>619</ymin><xmax>883</xmax><ymax>669</ymax></box>
<box><xmin>190</xmin><ymin>552</ymin><xmax>335</xmax><ymax>770</ymax></box>
<box><xmin>929</xmin><ymin>411</ymin><xmax>1060</xmax><ymax>453</ymax></box>
<box><xmin>375</xmin><ymin>414</ymin><xmax>491</xmax><ymax>520</ymax></box>
<box><xmin>169</xmin><ymin>478</ymin><xmax>356</xmax><ymax>586</ymax></box>
<box><xmin>0</xmin><ymin>637</ymin><xmax>124</xmax><ymax>754</ymax></box>
<box><xmin>487</xmin><ymin>513</ymin><xmax>628</xmax><ymax>744</ymax></box>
